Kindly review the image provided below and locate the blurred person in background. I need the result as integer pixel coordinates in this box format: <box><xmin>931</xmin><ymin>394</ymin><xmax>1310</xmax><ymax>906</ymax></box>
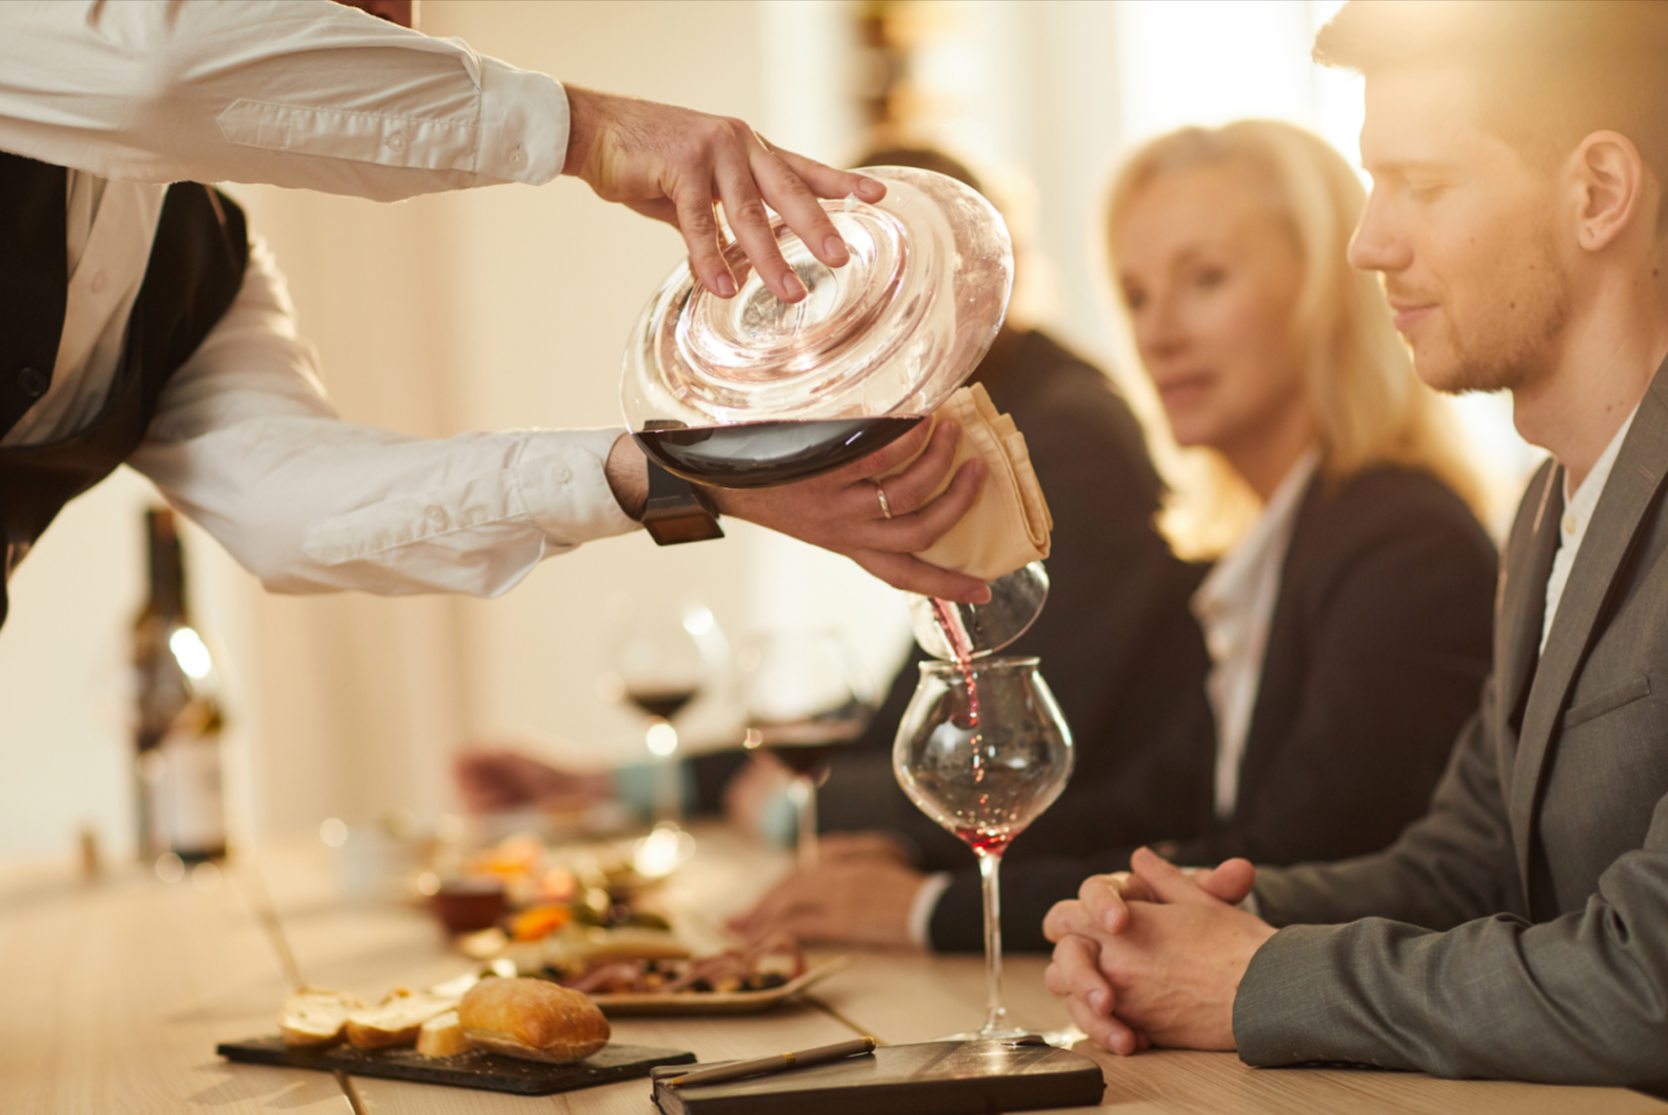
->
<box><xmin>0</xmin><ymin>0</ymin><xmax>993</xmax><ymax>639</ymax></box>
<box><xmin>734</xmin><ymin>120</ymin><xmax>1497</xmax><ymax>954</ymax></box>
<box><xmin>1047</xmin><ymin>0</ymin><xmax>1668</xmax><ymax>1084</ymax></box>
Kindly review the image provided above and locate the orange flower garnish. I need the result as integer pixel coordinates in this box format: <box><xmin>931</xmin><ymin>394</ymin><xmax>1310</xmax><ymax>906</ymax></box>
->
<box><xmin>509</xmin><ymin>904</ymin><xmax>572</xmax><ymax>942</ymax></box>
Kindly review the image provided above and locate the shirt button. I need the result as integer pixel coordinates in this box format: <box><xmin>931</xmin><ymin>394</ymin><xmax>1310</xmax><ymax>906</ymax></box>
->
<box><xmin>425</xmin><ymin>505</ymin><xmax>446</xmax><ymax>525</ymax></box>
<box><xmin>386</xmin><ymin>132</ymin><xmax>408</xmax><ymax>152</ymax></box>
<box><xmin>1563</xmin><ymin>512</ymin><xmax>1579</xmax><ymax>534</ymax></box>
<box><xmin>510</xmin><ymin>148</ymin><xmax>528</xmax><ymax>169</ymax></box>
<box><xmin>90</xmin><ymin>270</ymin><xmax>109</xmax><ymax>294</ymax></box>
<box><xmin>16</xmin><ymin>367</ymin><xmax>48</xmax><ymax>399</ymax></box>
<box><xmin>551</xmin><ymin>463</ymin><xmax>572</xmax><ymax>483</ymax></box>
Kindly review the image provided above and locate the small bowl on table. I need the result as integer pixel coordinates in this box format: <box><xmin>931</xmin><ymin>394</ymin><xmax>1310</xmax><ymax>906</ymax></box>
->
<box><xmin>429</xmin><ymin>878</ymin><xmax>508</xmax><ymax>935</ymax></box>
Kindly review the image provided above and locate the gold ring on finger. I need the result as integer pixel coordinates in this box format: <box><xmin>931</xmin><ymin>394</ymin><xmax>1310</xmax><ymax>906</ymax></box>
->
<box><xmin>873</xmin><ymin>479</ymin><xmax>893</xmax><ymax>520</ymax></box>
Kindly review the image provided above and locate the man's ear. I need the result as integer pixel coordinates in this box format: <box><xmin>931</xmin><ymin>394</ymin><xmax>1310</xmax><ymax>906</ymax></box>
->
<box><xmin>1570</xmin><ymin>130</ymin><xmax>1647</xmax><ymax>254</ymax></box>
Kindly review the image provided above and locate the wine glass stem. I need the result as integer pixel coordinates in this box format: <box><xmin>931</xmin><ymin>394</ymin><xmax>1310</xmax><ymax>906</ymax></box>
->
<box><xmin>649</xmin><ymin>722</ymin><xmax>681</xmax><ymax>826</ymax></box>
<box><xmin>789</xmin><ymin>775</ymin><xmax>818</xmax><ymax>871</ymax></box>
<box><xmin>978</xmin><ymin>848</ymin><xmax>1007</xmax><ymax>1036</ymax></box>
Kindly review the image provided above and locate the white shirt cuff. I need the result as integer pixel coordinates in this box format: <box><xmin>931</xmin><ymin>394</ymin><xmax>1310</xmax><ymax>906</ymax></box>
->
<box><xmin>476</xmin><ymin>57</ymin><xmax>568</xmax><ymax>184</ymax></box>
<box><xmin>908</xmin><ymin>871</ymin><xmax>954</xmax><ymax>948</ymax></box>
<box><xmin>518</xmin><ymin>427</ymin><xmax>639</xmax><ymax>546</ymax></box>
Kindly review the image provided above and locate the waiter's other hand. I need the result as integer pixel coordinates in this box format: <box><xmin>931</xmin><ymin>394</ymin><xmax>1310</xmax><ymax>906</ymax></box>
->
<box><xmin>561</xmin><ymin>86</ymin><xmax>884</xmax><ymax>304</ymax></box>
<box><xmin>712</xmin><ymin>420</ymin><xmax>991</xmax><ymax>604</ymax></box>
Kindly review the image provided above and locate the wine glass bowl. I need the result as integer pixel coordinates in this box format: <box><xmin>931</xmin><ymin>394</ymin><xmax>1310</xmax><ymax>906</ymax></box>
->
<box><xmin>893</xmin><ymin>656</ymin><xmax>1072</xmax><ymax>1039</ymax></box>
<box><xmin>600</xmin><ymin>596</ymin><xmax>728</xmax><ymax>827</ymax></box>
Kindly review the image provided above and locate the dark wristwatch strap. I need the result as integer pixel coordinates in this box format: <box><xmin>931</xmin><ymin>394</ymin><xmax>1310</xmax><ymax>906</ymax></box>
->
<box><xmin>641</xmin><ymin>456</ymin><xmax>724</xmax><ymax>545</ymax></box>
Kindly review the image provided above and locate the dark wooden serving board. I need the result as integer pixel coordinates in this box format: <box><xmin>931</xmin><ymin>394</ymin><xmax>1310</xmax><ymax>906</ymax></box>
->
<box><xmin>218</xmin><ymin>1036</ymin><xmax>695</xmax><ymax>1096</ymax></box>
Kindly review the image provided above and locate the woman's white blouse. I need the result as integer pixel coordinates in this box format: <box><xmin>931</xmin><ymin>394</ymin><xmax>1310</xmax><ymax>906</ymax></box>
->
<box><xmin>1191</xmin><ymin>451</ymin><xmax>1320</xmax><ymax>821</ymax></box>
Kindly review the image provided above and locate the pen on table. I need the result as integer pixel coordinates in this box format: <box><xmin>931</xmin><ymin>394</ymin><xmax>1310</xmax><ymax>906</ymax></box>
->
<box><xmin>666</xmin><ymin>1036</ymin><xmax>878</xmax><ymax>1088</ymax></box>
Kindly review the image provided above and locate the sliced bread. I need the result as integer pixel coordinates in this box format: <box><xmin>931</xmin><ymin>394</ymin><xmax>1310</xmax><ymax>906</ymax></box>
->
<box><xmin>279</xmin><ymin>987</ymin><xmax>366</xmax><ymax>1047</ymax></box>
<box><xmin>344</xmin><ymin>988</ymin><xmax>458</xmax><ymax>1049</ymax></box>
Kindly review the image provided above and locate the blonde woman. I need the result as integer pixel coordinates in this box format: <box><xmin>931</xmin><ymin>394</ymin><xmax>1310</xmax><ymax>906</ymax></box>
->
<box><xmin>736</xmin><ymin>120</ymin><xmax>1499</xmax><ymax>955</ymax></box>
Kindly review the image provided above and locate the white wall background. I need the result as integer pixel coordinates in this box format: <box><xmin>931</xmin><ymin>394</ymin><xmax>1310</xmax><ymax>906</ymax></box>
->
<box><xmin>0</xmin><ymin>0</ymin><xmax>1537</xmax><ymax>859</ymax></box>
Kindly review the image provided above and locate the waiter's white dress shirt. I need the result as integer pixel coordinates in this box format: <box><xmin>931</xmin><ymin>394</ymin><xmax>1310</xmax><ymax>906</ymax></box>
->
<box><xmin>0</xmin><ymin>0</ymin><xmax>640</xmax><ymax>596</ymax></box>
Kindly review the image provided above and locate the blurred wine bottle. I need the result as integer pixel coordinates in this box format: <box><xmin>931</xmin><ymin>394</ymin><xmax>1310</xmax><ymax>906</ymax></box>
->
<box><xmin>133</xmin><ymin>507</ymin><xmax>227</xmax><ymax>866</ymax></box>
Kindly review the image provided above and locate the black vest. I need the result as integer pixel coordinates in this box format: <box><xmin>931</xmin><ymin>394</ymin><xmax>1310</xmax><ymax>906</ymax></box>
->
<box><xmin>0</xmin><ymin>152</ymin><xmax>249</xmax><ymax>629</ymax></box>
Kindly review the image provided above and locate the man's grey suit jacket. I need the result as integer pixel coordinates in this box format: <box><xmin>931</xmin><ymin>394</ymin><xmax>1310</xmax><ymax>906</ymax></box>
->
<box><xmin>1233</xmin><ymin>361</ymin><xmax>1668</xmax><ymax>1084</ymax></box>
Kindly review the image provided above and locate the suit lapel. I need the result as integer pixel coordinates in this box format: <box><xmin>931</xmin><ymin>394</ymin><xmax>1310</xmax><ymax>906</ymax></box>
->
<box><xmin>1509</xmin><ymin>375</ymin><xmax>1668</xmax><ymax>892</ymax></box>
<box><xmin>1497</xmin><ymin>462</ymin><xmax>1561</xmax><ymax>733</ymax></box>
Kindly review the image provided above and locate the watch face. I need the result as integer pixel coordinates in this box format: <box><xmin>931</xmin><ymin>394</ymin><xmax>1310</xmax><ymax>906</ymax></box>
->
<box><xmin>643</xmin><ymin>510</ymin><xmax>725</xmax><ymax>546</ymax></box>
<box><xmin>645</xmin><ymin>515</ymin><xmax>725</xmax><ymax>545</ymax></box>
<box><xmin>621</xmin><ymin>166</ymin><xmax>1014</xmax><ymax>434</ymax></box>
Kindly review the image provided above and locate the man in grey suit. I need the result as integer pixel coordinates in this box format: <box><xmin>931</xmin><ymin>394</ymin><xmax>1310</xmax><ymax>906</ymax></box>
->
<box><xmin>1040</xmin><ymin>0</ymin><xmax>1668</xmax><ymax>1084</ymax></box>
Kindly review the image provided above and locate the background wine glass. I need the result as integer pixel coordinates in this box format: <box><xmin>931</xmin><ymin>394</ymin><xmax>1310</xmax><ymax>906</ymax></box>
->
<box><xmin>893</xmin><ymin>655</ymin><xmax>1072</xmax><ymax>1040</ymax></box>
<box><xmin>599</xmin><ymin>594</ymin><xmax>727</xmax><ymax>849</ymax></box>
<box><xmin>735</xmin><ymin>629</ymin><xmax>875</xmax><ymax>869</ymax></box>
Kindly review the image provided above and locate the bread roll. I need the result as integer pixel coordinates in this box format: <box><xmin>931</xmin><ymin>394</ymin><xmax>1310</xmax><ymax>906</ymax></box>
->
<box><xmin>458</xmin><ymin>977</ymin><xmax>609</xmax><ymax>1063</ymax></box>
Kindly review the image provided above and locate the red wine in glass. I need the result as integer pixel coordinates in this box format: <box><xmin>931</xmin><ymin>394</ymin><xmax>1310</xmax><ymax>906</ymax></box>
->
<box><xmin>634</xmin><ymin>416</ymin><xmax>923</xmax><ymax>488</ymax></box>
<box><xmin>625</xmin><ymin>688</ymin><xmax>697</xmax><ymax>722</ymax></box>
<box><xmin>954</xmin><ymin>824</ymin><xmax>1018</xmax><ymax>858</ymax></box>
<box><xmin>748</xmin><ymin>715</ymin><xmax>869</xmax><ymax>779</ymax></box>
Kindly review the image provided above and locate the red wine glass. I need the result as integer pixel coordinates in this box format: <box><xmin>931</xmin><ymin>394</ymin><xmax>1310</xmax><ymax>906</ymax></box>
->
<box><xmin>892</xmin><ymin>656</ymin><xmax>1073</xmax><ymax>1040</ymax></box>
<box><xmin>600</xmin><ymin>595</ymin><xmax>728</xmax><ymax>836</ymax></box>
<box><xmin>735</xmin><ymin>629</ymin><xmax>874</xmax><ymax>869</ymax></box>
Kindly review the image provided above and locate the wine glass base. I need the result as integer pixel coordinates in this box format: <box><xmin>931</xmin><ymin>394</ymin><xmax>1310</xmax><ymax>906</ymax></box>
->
<box><xmin>632</xmin><ymin>822</ymin><xmax>696</xmax><ymax>878</ymax></box>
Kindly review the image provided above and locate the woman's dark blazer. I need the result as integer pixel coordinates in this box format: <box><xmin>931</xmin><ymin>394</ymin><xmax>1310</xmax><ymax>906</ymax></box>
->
<box><xmin>929</xmin><ymin>463</ymin><xmax>1500</xmax><ymax>951</ymax></box>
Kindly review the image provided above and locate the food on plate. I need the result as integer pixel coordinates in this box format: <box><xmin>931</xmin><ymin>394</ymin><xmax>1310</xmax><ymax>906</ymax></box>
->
<box><xmin>458</xmin><ymin>977</ymin><xmax>611</xmax><ymax>1063</ymax></box>
<box><xmin>459</xmin><ymin>922</ymin><xmax>689</xmax><ymax>970</ymax></box>
<box><xmin>279</xmin><ymin>987</ymin><xmax>367</xmax><ymax>1047</ymax></box>
<box><xmin>530</xmin><ymin>933</ymin><xmax>806</xmax><ymax>996</ymax></box>
<box><xmin>415</xmin><ymin>1011</ymin><xmax>473</xmax><ymax>1058</ymax></box>
<box><xmin>344</xmin><ymin>988</ymin><xmax>459</xmax><ymax>1050</ymax></box>
<box><xmin>509</xmin><ymin>904</ymin><xmax>573</xmax><ymax>942</ymax></box>
<box><xmin>432</xmin><ymin>834</ymin><xmax>672</xmax><ymax>943</ymax></box>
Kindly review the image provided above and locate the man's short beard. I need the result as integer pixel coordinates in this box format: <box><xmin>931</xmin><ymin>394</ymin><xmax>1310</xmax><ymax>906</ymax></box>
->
<box><xmin>1425</xmin><ymin>224</ymin><xmax>1570</xmax><ymax>396</ymax></box>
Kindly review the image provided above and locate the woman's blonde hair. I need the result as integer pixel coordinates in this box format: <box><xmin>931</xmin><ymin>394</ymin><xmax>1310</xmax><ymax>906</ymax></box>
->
<box><xmin>1105</xmin><ymin>119</ymin><xmax>1481</xmax><ymax>556</ymax></box>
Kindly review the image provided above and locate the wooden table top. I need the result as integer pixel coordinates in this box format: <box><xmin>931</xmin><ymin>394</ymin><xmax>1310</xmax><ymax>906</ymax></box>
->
<box><xmin>4</xmin><ymin>831</ymin><xmax>1664</xmax><ymax>1115</ymax></box>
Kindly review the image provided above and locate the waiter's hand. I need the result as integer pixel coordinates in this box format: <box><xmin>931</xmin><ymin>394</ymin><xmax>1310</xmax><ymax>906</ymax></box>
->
<box><xmin>604</xmin><ymin>421</ymin><xmax>989</xmax><ymax>603</ymax></box>
<box><xmin>562</xmin><ymin>86</ymin><xmax>884</xmax><ymax>305</ymax></box>
<box><xmin>713</xmin><ymin>420</ymin><xmax>989</xmax><ymax>603</ymax></box>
